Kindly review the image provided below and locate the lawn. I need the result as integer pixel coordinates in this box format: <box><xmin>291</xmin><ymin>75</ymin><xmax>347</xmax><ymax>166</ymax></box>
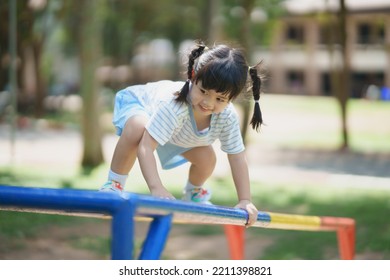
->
<box><xmin>253</xmin><ymin>94</ymin><xmax>390</xmax><ymax>152</ymax></box>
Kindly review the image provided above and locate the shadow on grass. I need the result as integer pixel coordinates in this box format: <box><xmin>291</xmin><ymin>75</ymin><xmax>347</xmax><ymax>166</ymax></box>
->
<box><xmin>254</xmin><ymin>147</ymin><xmax>390</xmax><ymax>178</ymax></box>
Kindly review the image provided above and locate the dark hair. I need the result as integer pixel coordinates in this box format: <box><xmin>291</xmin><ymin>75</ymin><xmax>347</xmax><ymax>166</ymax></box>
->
<box><xmin>176</xmin><ymin>42</ymin><xmax>263</xmax><ymax>131</ymax></box>
<box><xmin>249</xmin><ymin>65</ymin><xmax>263</xmax><ymax>131</ymax></box>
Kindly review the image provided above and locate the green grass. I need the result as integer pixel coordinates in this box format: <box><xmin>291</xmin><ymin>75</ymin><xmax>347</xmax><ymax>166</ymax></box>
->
<box><xmin>70</xmin><ymin>235</ymin><xmax>111</xmax><ymax>257</ymax></box>
<box><xmin>0</xmin><ymin>210</ymin><xmax>106</xmax><ymax>256</ymax></box>
<box><xmin>252</xmin><ymin>95</ymin><xmax>390</xmax><ymax>153</ymax></box>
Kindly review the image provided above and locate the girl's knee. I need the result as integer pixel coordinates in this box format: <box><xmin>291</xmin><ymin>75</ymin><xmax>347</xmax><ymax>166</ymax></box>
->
<box><xmin>206</xmin><ymin>146</ymin><xmax>217</xmax><ymax>167</ymax></box>
<box><xmin>121</xmin><ymin>116</ymin><xmax>148</xmax><ymax>144</ymax></box>
<box><xmin>185</xmin><ymin>145</ymin><xmax>216</xmax><ymax>168</ymax></box>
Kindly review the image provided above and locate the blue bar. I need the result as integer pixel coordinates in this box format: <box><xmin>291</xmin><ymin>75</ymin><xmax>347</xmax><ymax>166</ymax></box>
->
<box><xmin>133</xmin><ymin>193</ymin><xmax>272</xmax><ymax>226</ymax></box>
<box><xmin>0</xmin><ymin>185</ymin><xmax>136</xmax><ymax>259</ymax></box>
<box><xmin>111</xmin><ymin>199</ymin><xmax>136</xmax><ymax>260</ymax></box>
<box><xmin>0</xmin><ymin>185</ymin><xmax>124</xmax><ymax>214</ymax></box>
<box><xmin>139</xmin><ymin>215</ymin><xmax>173</xmax><ymax>260</ymax></box>
<box><xmin>0</xmin><ymin>185</ymin><xmax>272</xmax><ymax>259</ymax></box>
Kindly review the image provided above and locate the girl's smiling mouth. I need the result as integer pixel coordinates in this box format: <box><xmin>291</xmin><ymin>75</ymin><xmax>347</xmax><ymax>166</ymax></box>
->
<box><xmin>197</xmin><ymin>103</ymin><xmax>213</xmax><ymax>114</ymax></box>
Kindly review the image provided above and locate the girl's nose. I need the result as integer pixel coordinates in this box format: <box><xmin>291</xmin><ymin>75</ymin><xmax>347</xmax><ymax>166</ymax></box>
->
<box><xmin>202</xmin><ymin>99</ymin><xmax>213</xmax><ymax>109</ymax></box>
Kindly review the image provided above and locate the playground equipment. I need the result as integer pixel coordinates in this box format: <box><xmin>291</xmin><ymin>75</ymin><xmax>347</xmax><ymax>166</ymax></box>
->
<box><xmin>0</xmin><ymin>185</ymin><xmax>355</xmax><ymax>259</ymax></box>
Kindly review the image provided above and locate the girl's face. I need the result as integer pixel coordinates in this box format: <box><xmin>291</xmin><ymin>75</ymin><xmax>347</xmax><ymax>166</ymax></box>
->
<box><xmin>190</xmin><ymin>81</ymin><xmax>230</xmax><ymax>116</ymax></box>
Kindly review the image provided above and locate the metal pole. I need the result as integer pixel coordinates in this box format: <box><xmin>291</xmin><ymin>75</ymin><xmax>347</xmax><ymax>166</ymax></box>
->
<box><xmin>139</xmin><ymin>215</ymin><xmax>173</xmax><ymax>260</ymax></box>
<box><xmin>111</xmin><ymin>201</ymin><xmax>135</xmax><ymax>260</ymax></box>
<box><xmin>9</xmin><ymin>0</ymin><xmax>18</xmax><ymax>165</ymax></box>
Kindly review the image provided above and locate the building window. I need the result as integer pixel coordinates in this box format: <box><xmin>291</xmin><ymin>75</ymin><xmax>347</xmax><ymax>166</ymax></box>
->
<box><xmin>287</xmin><ymin>71</ymin><xmax>305</xmax><ymax>94</ymax></box>
<box><xmin>321</xmin><ymin>73</ymin><xmax>332</xmax><ymax>96</ymax></box>
<box><xmin>285</xmin><ymin>24</ymin><xmax>304</xmax><ymax>44</ymax></box>
<box><xmin>357</xmin><ymin>22</ymin><xmax>385</xmax><ymax>45</ymax></box>
<box><xmin>358</xmin><ymin>23</ymin><xmax>371</xmax><ymax>44</ymax></box>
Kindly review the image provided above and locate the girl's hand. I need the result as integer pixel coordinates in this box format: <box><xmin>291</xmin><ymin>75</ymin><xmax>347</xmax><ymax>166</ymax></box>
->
<box><xmin>235</xmin><ymin>200</ymin><xmax>258</xmax><ymax>228</ymax></box>
<box><xmin>150</xmin><ymin>186</ymin><xmax>176</xmax><ymax>200</ymax></box>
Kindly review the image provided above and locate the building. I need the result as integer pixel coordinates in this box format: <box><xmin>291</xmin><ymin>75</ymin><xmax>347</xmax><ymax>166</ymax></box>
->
<box><xmin>263</xmin><ymin>0</ymin><xmax>390</xmax><ymax>99</ymax></box>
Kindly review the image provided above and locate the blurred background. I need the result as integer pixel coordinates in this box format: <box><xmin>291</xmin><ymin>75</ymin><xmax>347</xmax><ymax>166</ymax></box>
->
<box><xmin>0</xmin><ymin>0</ymin><xmax>390</xmax><ymax>260</ymax></box>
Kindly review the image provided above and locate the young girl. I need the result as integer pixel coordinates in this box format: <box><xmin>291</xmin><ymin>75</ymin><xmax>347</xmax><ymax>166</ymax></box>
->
<box><xmin>100</xmin><ymin>42</ymin><xmax>263</xmax><ymax>227</ymax></box>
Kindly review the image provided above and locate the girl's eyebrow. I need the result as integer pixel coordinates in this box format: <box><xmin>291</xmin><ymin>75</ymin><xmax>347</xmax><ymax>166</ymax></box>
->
<box><xmin>216</xmin><ymin>93</ymin><xmax>228</xmax><ymax>99</ymax></box>
<box><xmin>197</xmin><ymin>84</ymin><xmax>206</xmax><ymax>91</ymax></box>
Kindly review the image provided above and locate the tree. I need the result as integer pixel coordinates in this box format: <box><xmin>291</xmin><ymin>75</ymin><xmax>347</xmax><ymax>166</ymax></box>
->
<box><xmin>238</xmin><ymin>0</ymin><xmax>256</xmax><ymax>144</ymax></box>
<box><xmin>78</xmin><ymin>0</ymin><xmax>105</xmax><ymax>167</ymax></box>
<box><xmin>337</xmin><ymin>0</ymin><xmax>350</xmax><ymax>150</ymax></box>
<box><xmin>323</xmin><ymin>0</ymin><xmax>350</xmax><ymax>150</ymax></box>
<box><xmin>0</xmin><ymin>1</ymin><xmax>49</xmax><ymax>117</ymax></box>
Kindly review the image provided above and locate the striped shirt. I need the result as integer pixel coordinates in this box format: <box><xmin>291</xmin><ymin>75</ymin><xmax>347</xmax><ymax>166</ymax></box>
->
<box><xmin>127</xmin><ymin>80</ymin><xmax>245</xmax><ymax>154</ymax></box>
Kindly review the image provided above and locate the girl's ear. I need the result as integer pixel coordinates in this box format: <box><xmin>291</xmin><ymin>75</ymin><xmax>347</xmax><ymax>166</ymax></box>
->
<box><xmin>191</xmin><ymin>70</ymin><xmax>195</xmax><ymax>82</ymax></box>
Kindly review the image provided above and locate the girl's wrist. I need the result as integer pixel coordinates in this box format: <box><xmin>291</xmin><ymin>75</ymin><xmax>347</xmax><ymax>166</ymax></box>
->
<box><xmin>149</xmin><ymin>184</ymin><xmax>165</xmax><ymax>192</ymax></box>
<box><xmin>238</xmin><ymin>199</ymin><xmax>252</xmax><ymax>203</ymax></box>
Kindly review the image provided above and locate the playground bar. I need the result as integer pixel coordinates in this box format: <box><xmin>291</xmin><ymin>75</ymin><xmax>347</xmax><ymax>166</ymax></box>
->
<box><xmin>0</xmin><ymin>185</ymin><xmax>355</xmax><ymax>259</ymax></box>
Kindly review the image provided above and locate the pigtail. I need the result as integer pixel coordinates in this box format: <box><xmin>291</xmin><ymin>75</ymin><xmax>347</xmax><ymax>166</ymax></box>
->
<box><xmin>176</xmin><ymin>44</ymin><xmax>206</xmax><ymax>103</ymax></box>
<box><xmin>249</xmin><ymin>66</ymin><xmax>263</xmax><ymax>131</ymax></box>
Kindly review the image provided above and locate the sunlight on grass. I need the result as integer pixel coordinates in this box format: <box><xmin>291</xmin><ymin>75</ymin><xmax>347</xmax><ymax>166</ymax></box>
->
<box><xmin>250</xmin><ymin>95</ymin><xmax>390</xmax><ymax>153</ymax></box>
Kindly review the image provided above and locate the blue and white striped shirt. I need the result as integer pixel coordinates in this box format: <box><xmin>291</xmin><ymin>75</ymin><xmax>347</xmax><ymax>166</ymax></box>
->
<box><xmin>117</xmin><ymin>80</ymin><xmax>245</xmax><ymax>156</ymax></box>
<box><xmin>141</xmin><ymin>80</ymin><xmax>245</xmax><ymax>155</ymax></box>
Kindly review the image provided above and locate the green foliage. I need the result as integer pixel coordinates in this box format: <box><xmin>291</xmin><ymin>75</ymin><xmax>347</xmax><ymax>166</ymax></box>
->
<box><xmin>222</xmin><ymin>0</ymin><xmax>286</xmax><ymax>46</ymax></box>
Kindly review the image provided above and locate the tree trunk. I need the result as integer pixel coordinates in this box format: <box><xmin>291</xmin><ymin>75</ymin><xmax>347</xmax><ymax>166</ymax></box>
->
<box><xmin>32</xmin><ymin>39</ymin><xmax>46</xmax><ymax>118</ymax></box>
<box><xmin>202</xmin><ymin>0</ymin><xmax>222</xmax><ymax>42</ymax></box>
<box><xmin>79</xmin><ymin>0</ymin><xmax>104</xmax><ymax>168</ymax></box>
<box><xmin>239</xmin><ymin>0</ymin><xmax>255</xmax><ymax>145</ymax></box>
<box><xmin>338</xmin><ymin>0</ymin><xmax>350</xmax><ymax>150</ymax></box>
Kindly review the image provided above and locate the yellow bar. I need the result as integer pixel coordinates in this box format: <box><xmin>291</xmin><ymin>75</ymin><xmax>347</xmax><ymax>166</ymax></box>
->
<box><xmin>268</xmin><ymin>212</ymin><xmax>321</xmax><ymax>230</ymax></box>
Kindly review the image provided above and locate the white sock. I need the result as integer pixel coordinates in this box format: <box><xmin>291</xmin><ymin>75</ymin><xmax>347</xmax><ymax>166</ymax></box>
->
<box><xmin>184</xmin><ymin>180</ymin><xmax>202</xmax><ymax>192</ymax></box>
<box><xmin>108</xmin><ymin>170</ymin><xmax>128</xmax><ymax>187</ymax></box>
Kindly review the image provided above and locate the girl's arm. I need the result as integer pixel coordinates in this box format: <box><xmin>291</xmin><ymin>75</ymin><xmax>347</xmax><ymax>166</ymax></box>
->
<box><xmin>137</xmin><ymin>130</ymin><xmax>175</xmax><ymax>199</ymax></box>
<box><xmin>228</xmin><ymin>151</ymin><xmax>258</xmax><ymax>227</ymax></box>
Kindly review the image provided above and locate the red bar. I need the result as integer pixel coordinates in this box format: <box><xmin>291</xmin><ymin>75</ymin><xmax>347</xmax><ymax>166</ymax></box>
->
<box><xmin>321</xmin><ymin>217</ymin><xmax>356</xmax><ymax>260</ymax></box>
<box><xmin>224</xmin><ymin>225</ymin><xmax>245</xmax><ymax>260</ymax></box>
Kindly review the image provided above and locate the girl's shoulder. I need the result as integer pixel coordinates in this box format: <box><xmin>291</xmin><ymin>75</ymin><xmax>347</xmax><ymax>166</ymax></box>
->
<box><xmin>124</xmin><ymin>80</ymin><xmax>184</xmax><ymax>97</ymax></box>
<box><xmin>146</xmin><ymin>80</ymin><xmax>185</xmax><ymax>95</ymax></box>
<box><xmin>219</xmin><ymin>102</ymin><xmax>239</xmax><ymax>119</ymax></box>
<box><xmin>149</xmin><ymin>81</ymin><xmax>188</xmax><ymax>118</ymax></box>
<box><xmin>211</xmin><ymin>103</ymin><xmax>240</xmax><ymax>129</ymax></box>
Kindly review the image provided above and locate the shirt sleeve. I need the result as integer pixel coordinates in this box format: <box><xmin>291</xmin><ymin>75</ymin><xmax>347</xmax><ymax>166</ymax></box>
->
<box><xmin>219</xmin><ymin>108</ymin><xmax>245</xmax><ymax>154</ymax></box>
<box><xmin>145</xmin><ymin>100</ymin><xmax>181</xmax><ymax>146</ymax></box>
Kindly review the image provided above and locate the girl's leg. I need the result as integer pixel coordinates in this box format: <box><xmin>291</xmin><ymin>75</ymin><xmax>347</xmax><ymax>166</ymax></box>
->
<box><xmin>110</xmin><ymin>115</ymin><xmax>148</xmax><ymax>174</ymax></box>
<box><xmin>103</xmin><ymin>115</ymin><xmax>148</xmax><ymax>191</ymax></box>
<box><xmin>181</xmin><ymin>145</ymin><xmax>216</xmax><ymax>202</ymax></box>
<box><xmin>182</xmin><ymin>145</ymin><xmax>216</xmax><ymax>186</ymax></box>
